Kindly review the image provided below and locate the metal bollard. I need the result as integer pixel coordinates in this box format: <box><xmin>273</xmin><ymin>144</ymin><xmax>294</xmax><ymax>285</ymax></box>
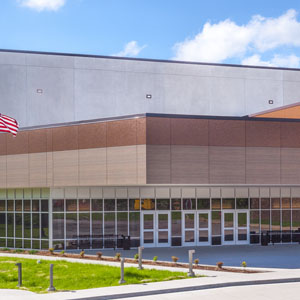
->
<box><xmin>119</xmin><ymin>258</ymin><xmax>126</xmax><ymax>284</ymax></box>
<box><xmin>188</xmin><ymin>250</ymin><xmax>195</xmax><ymax>277</ymax></box>
<box><xmin>47</xmin><ymin>264</ymin><xmax>56</xmax><ymax>291</ymax></box>
<box><xmin>15</xmin><ymin>263</ymin><xmax>22</xmax><ymax>287</ymax></box>
<box><xmin>137</xmin><ymin>246</ymin><xmax>144</xmax><ymax>270</ymax></box>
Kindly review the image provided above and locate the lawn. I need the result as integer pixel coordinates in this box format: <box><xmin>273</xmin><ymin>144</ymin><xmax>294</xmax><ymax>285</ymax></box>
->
<box><xmin>0</xmin><ymin>257</ymin><xmax>190</xmax><ymax>293</ymax></box>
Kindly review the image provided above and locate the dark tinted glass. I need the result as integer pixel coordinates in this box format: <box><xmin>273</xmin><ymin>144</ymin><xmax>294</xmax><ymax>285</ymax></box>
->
<box><xmin>92</xmin><ymin>199</ymin><xmax>103</xmax><ymax>211</ymax></box>
<box><xmin>117</xmin><ymin>199</ymin><xmax>128</xmax><ymax>211</ymax></box>
<box><xmin>222</xmin><ymin>199</ymin><xmax>235</xmax><ymax>209</ymax></box>
<box><xmin>141</xmin><ymin>199</ymin><xmax>155</xmax><ymax>210</ymax></box>
<box><xmin>212</xmin><ymin>199</ymin><xmax>221</xmax><ymax>210</ymax></box>
<box><xmin>79</xmin><ymin>199</ymin><xmax>90</xmax><ymax>211</ymax></box>
<box><xmin>53</xmin><ymin>199</ymin><xmax>64</xmax><ymax>212</ymax></box>
<box><xmin>41</xmin><ymin>200</ymin><xmax>49</xmax><ymax>212</ymax></box>
<box><xmin>157</xmin><ymin>199</ymin><xmax>170</xmax><ymax>210</ymax></box>
<box><xmin>129</xmin><ymin>199</ymin><xmax>140</xmax><ymax>211</ymax></box>
<box><xmin>32</xmin><ymin>200</ymin><xmax>40</xmax><ymax>212</ymax></box>
<box><xmin>104</xmin><ymin>199</ymin><xmax>115</xmax><ymax>211</ymax></box>
<box><xmin>66</xmin><ymin>199</ymin><xmax>77</xmax><ymax>211</ymax></box>
<box><xmin>183</xmin><ymin>198</ymin><xmax>196</xmax><ymax>210</ymax></box>
<box><xmin>171</xmin><ymin>199</ymin><xmax>181</xmax><ymax>210</ymax></box>
<box><xmin>236</xmin><ymin>198</ymin><xmax>248</xmax><ymax>209</ymax></box>
<box><xmin>250</xmin><ymin>198</ymin><xmax>259</xmax><ymax>209</ymax></box>
<box><xmin>197</xmin><ymin>199</ymin><xmax>210</xmax><ymax>210</ymax></box>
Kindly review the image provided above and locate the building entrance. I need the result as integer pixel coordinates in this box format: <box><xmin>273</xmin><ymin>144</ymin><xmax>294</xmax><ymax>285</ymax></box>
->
<box><xmin>141</xmin><ymin>211</ymin><xmax>171</xmax><ymax>247</ymax></box>
<box><xmin>222</xmin><ymin>210</ymin><xmax>249</xmax><ymax>245</ymax></box>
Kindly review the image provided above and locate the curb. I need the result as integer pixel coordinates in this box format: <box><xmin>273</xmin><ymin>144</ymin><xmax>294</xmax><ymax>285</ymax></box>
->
<box><xmin>72</xmin><ymin>277</ymin><xmax>300</xmax><ymax>300</ymax></box>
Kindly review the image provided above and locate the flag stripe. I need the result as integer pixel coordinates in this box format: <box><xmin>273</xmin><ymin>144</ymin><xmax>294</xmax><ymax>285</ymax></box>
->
<box><xmin>0</xmin><ymin>114</ymin><xmax>19</xmax><ymax>137</ymax></box>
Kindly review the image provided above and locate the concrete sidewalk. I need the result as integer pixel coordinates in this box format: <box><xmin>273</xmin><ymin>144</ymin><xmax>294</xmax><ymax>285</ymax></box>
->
<box><xmin>1</xmin><ymin>252</ymin><xmax>300</xmax><ymax>300</ymax></box>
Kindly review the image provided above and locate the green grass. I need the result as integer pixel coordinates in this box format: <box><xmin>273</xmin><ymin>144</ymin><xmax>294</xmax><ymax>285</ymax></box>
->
<box><xmin>0</xmin><ymin>257</ymin><xmax>191</xmax><ymax>293</ymax></box>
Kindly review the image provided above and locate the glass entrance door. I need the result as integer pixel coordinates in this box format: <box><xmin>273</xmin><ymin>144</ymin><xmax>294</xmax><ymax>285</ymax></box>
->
<box><xmin>183</xmin><ymin>212</ymin><xmax>196</xmax><ymax>246</ymax></box>
<box><xmin>222</xmin><ymin>211</ymin><xmax>235</xmax><ymax>245</ymax></box>
<box><xmin>236</xmin><ymin>211</ymin><xmax>249</xmax><ymax>244</ymax></box>
<box><xmin>156</xmin><ymin>212</ymin><xmax>170</xmax><ymax>247</ymax></box>
<box><xmin>142</xmin><ymin>212</ymin><xmax>155</xmax><ymax>247</ymax></box>
<box><xmin>197</xmin><ymin>211</ymin><xmax>211</xmax><ymax>245</ymax></box>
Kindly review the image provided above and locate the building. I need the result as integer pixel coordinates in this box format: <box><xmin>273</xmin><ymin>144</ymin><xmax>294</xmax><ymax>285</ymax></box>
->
<box><xmin>1</xmin><ymin>49</ymin><xmax>300</xmax><ymax>250</ymax></box>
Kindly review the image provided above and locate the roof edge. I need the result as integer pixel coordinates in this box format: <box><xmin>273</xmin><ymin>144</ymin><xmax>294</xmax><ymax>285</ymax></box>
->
<box><xmin>1</xmin><ymin>48</ymin><xmax>300</xmax><ymax>72</ymax></box>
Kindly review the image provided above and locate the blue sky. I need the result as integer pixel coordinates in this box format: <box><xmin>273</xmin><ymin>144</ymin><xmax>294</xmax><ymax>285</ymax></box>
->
<box><xmin>2</xmin><ymin>0</ymin><xmax>300</xmax><ymax>67</ymax></box>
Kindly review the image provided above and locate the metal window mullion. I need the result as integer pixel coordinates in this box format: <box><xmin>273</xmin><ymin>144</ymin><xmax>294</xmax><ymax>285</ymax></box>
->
<box><xmin>89</xmin><ymin>198</ymin><xmax>92</xmax><ymax>249</ymax></box>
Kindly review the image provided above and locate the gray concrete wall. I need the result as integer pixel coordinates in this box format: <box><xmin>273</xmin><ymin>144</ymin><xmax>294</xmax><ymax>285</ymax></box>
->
<box><xmin>1</xmin><ymin>50</ymin><xmax>300</xmax><ymax>127</ymax></box>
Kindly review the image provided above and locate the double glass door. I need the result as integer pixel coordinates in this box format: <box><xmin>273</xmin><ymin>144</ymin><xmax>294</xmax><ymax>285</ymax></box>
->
<box><xmin>222</xmin><ymin>210</ymin><xmax>249</xmax><ymax>245</ymax></box>
<box><xmin>142</xmin><ymin>212</ymin><xmax>170</xmax><ymax>247</ymax></box>
<box><xmin>182</xmin><ymin>211</ymin><xmax>211</xmax><ymax>246</ymax></box>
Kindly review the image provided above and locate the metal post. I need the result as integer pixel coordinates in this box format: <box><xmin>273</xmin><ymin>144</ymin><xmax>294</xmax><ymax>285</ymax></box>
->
<box><xmin>119</xmin><ymin>258</ymin><xmax>126</xmax><ymax>284</ymax></box>
<box><xmin>48</xmin><ymin>264</ymin><xmax>56</xmax><ymax>292</ymax></box>
<box><xmin>138</xmin><ymin>246</ymin><xmax>144</xmax><ymax>270</ymax></box>
<box><xmin>188</xmin><ymin>250</ymin><xmax>195</xmax><ymax>277</ymax></box>
<box><xmin>15</xmin><ymin>263</ymin><xmax>22</xmax><ymax>287</ymax></box>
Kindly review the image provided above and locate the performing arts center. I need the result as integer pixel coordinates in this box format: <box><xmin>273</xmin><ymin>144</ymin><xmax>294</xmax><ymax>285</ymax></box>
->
<box><xmin>1</xmin><ymin>49</ymin><xmax>300</xmax><ymax>250</ymax></box>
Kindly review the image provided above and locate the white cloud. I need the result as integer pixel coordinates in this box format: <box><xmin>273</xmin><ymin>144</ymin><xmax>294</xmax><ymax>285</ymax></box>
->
<box><xmin>242</xmin><ymin>54</ymin><xmax>300</xmax><ymax>68</ymax></box>
<box><xmin>19</xmin><ymin>0</ymin><xmax>66</xmax><ymax>11</ymax></box>
<box><xmin>113</xmin><ymin>41</ymin><xmax>147</xmax><ymax>57</ymax></box>
<box><xmin>173</xmin><ymin>9</ymin><xmax>300</xmax><ymax>65</ymax></box>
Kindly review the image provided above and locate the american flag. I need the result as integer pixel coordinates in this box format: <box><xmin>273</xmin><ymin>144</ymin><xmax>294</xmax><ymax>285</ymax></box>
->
<box><xmin>0</xmin><ymin>114</ymin><xmax>19</xmax><ymax>137</ymax></box>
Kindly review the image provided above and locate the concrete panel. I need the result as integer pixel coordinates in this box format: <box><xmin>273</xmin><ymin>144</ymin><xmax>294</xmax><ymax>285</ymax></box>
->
<box><xmin>128</xmin><ymin>187</ymin><xmax>140</xmax><ymax>199</ymax></box>
<box><xmin>171</xmin><ymin>187</ymin><xmax>181</xmax><ymax>198</ymax></box>
<box><xmin>137</xmin><ymin>145</ymin><xmax>146</xmax><ymax>184</ymax></box>
<box><xmin>221</xmin><ymin>187</ymin><xmax>235</xmax><ymax>198</ymax></box>
<box><xmin>210</xmin><ymin>77</ymin><xmax>245</xmax><ymax>116</ymax></box>
<box><xmin>260</xmin><ymin>187</ymin><xmax>270</xmax><ymax>198</ymax></box>
<box><xmin>29</xmin><ymin>152</ymin><xmax>47</xmax><ymax>187</ymax></box>
<box><xmin>51</xmin><ymin>188</ymin><xmax>64</xmax><ymax>199</ymax></box>
<box><xmin>6</xmin><ymin>154</ymin><xmax>29</xmax><ymax>188</ymax></box>
<box><xmin>196</xmin><ymin>187</ymin><xmax>210</xmax><ymax>198</ymax></box>
<box><xmin>53</xmin><ymin>150</ymin><xmax>79</xmax><ymax>187</ymax></box>
<box><xmin>210</xmin><ymin>187</ymin><xmax>221</xmax><ymax>198</ymax></box>
<box><xmin>249</xmin><ymin>187</ymin><xmax>259</xmax><ymax>198</ymax></box>
<box><xmin>26</xmin><ymin>53</ymin><xmax>74</xmax><ymax>68</ymax></box>
<box><xmin>209</xmin><ymin>146</ymin><xmax>245</xmax><ymax>184</ymax></box>
<box><xmin>116</xmin><ymin>188</ymin><xmax>127</xmax><ymax>198</ymax></box>
<box><xmin>245</xmin><ymin>79</ymin><xmax>283</xmax><ymax>116</ymax></box>
<box><xmin>0</xmin><ymin>65</ymin><xmax>27</xmax><ymax>126</ymax></box>
<box><xmin>146</xmin><ymin>145</ymin><xmax>171</xmax><ymax>184</ymax></box>
<box><xmin>171</xmin><ymin>145</ymin><xmax>209</xmax><ymax>184</ymax></box>
<box><xmin>182</xmin><ymin>188</ymin><xmax>196</xmax><ymax>198</ymax></box>
<box><xmin>283</xmin><ymin>81</ymin><xmax>300</xmax><ymax>105</ymax></box>
<box><xmin>46</xmin><ymin>152</ymin><xmax>53</xmax><ymax>187</ymax></box>
<box><xmin>0</xmin><ymin>156</ymin><xmax>6</xmax><ymax>188</ymax></box>
<box><xmin>65</xmin><ymin>187</ymin><xmax>77</xmax><ymax>199</ymax></box>
<box><xmin>78</xmin><ymin>148</ymin><xmax>107</xmax><ymax>186</ymax></box>
<box><xmin>155</xmin><ymin>187</ymin><xmax>170</xmax><ymax>198</ymax></box>
<box><xmin>0</xmin><ymin>52</ymin><xmax>26</xmax><ymax>65</ymax></box>
<box><xmin>160</xmin><ymin>75</ymin><xmax>211</xmax><ymax>115</ymax></box>
<box><xmin>291</xmin><ymin>188</ymin><xmax>300</xmax><ymax>197</ymax></box>
<box><xmin>140</xmin><ymin>187</ymin><xmax>155</xmax><ymax>198</ymax></box>
<box><xmin>107</xmin><ymin>145</ymin><xmax>137</xmax><ymax>184</ymax></box>
<box><xmin>26</xmin><ymin>66</ymin><xmax>75</xmax><ymax>126</ymax></box>
<box><xmin>90</xmin><ymin>187</ymin><xmax>102</xmax><ymax>199</ymax></box>
<box><xmin>281</xmin><ymin>187</ymin><xmax>291</xmax><ymax>198</ymax></box>
<box><xmin>270</xmin><ymin>187</ymin><xmax>280</xmax><ymax>197</ymax></box>
<box><xmin>246</xmin><ymin>147</ymin><xmax>280</xmax><ymax>184</ymax></box>
<box><xmin>77</xmin><ymin>187</ymin><xmax>90</xmax><ymax>198</ymax></box>
<box><xmin>103</xmin><ymin>188</ymin><xmax>115</xmax><ymax>198</ymax></box>
<box><xmin>235</xmin><ymin>188</ymin><xmax>249</xmax><ymax>198</ymax></box>
<box><xmin>0</xmin><ymin>134</ymin><xmax>7</xmax><ymax>156</ymax></box>
<box><xmin>281</xmin><ymin>148</ymin><xmax>300</xmax><ymax>184</ymax></box>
